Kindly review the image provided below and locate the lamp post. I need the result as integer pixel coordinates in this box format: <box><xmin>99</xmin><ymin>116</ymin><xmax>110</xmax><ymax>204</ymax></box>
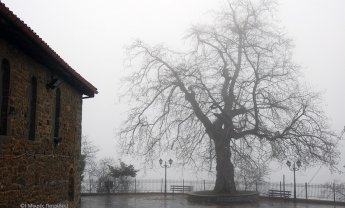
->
<box><xmin>159</xmin><ymin>158</ymin><xmax>173</xmax><ymax>196</ymax></box>
<box><xmin>286</xmin><ymin>160</ymin><xmax>302</xmax><ymax>201</ymax></box>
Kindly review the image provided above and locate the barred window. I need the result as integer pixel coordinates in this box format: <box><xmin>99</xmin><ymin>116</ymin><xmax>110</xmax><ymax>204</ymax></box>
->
<box><xmin>54</xmin><ymin>88</ymin><xmax>61</xmax><ymax>138</ymax></box>
<box><xmin>28</xmin><ymin>76</ymin><xmax>37</xmax><ymax>140</ymax></box>
<box><xmin>0</xmin><ymin>59</ymin><xmax>10</xmax><ymax>135</ymax></box>
<box><xmin>68</xmin><ymin>169</ymin><xmax>75</xmax><ymax>201</ymax></box>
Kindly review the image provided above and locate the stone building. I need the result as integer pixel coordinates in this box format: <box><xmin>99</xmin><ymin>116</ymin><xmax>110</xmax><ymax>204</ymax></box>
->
<box><xmin>0</xmin><ymin>3</ymin><xmax>97</xmax><ymax>208</ymax></box>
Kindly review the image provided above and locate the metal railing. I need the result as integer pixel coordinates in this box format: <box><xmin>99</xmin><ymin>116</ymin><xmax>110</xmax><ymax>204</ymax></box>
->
<box><xmin>81</xmin><ymin>178</ymin><xmax>345</xmax><ymax>203</ymax></box>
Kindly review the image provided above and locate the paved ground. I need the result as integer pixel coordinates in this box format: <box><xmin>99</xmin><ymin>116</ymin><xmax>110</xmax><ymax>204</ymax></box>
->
<box><xmin>81</xmin><ymin>194</ymin><xmax>344</xmax><ymax>208</ymax></box>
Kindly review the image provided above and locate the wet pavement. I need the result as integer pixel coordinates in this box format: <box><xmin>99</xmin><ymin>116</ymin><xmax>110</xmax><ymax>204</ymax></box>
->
<box><xmin>81</xmin><ymin>194</ymin><xmax>343</xmax><ymax>208</ymax></box>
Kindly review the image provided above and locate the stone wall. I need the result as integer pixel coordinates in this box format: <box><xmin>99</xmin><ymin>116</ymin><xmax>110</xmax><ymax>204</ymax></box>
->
<box><xmin>0</xmin><ymin>37</ymin><xmax>82</xmax><ymax>208</ymax></box>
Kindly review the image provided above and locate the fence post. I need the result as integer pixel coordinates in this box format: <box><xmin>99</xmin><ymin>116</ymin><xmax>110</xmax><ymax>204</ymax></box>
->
<box><xmin>255</xmin><ymin>181</ymin><xmax>258</xmax><ymax>192</ymax></box>
<box><xmin>305</xmin><ymin>182</ymin><xmax>307</xmax><ymax>200</ymax></box>
<box><xmin>283</xmin><ymin>174</ymin><xmax>285</xmax><ymax>192</ymax></box>
<box><xmin>89</xmin><ymin>178</ymin><xmax>92</xmax><ymax>193</ymax></box>
<box><xmin>333</xmin><ymin>183</ymin><xmax>336</xmax><ymax>204</ymax></box>
<box><xmin>135</xmin><ymin>178</ymin><xmax>137</xmax><ymax>193</ymax></box>
<box><xmin>183</xmin><ymin>179</ymin><xmax>185</xmax><ymax>193</ymax></box>
<box><xmin>204</xmin><ymin>180</ymin><xmax>206</xmax><ymax>192</ymax></box>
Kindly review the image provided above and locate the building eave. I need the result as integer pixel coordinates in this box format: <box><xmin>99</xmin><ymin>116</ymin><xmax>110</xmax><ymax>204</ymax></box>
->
<box><xmin>0</xmin><ymin>2</ymin><xmax>98</xmax><ymax>97</ymax></box>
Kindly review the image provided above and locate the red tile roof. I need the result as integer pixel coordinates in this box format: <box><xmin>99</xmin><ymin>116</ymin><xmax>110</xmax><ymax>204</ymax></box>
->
<box><xmin>0</xmin><ymin>2</ymin><xmax>98</xmax><ymax>97</ymax></box>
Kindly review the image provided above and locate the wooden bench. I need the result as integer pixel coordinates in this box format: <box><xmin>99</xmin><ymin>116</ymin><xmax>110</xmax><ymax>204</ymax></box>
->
<box><xmin>268</xmin><ymin>189</ymin><xmax>291</xmax><ymax>198</ymax></box>
<box><xmin>170</xmin><ymin>185</ymin><xmax>193</xmax><ymax>193</ymax></box>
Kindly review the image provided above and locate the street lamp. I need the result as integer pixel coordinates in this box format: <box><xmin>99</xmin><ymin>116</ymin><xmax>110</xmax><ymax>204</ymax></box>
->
<box><xmin>159</xmin><ymin>158</ymin><xmax>173</xmax><ymax>196</ymax></box>
<box><xmin>286</xmin><ymin>160</ymin><xmax>302</xmax><ymax>200</ymax></box>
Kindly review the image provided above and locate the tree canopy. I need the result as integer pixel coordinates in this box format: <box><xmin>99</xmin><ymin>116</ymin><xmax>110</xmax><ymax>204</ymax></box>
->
<box><xmin>119</xmin><ymin>0</ymin><xmax>339</xmax><ymax>192</ymax></box>
<box><xmin>109</xmin><ymin>162</ymin><xmax>138</xmax><ymax>179</ymax></box>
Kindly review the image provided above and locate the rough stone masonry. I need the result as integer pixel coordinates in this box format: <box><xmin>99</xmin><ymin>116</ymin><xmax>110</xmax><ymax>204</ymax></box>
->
<box><xmin>0</xmin><ymin>3</ymin><xmax>97</xmax><ymax>208</ymax></box>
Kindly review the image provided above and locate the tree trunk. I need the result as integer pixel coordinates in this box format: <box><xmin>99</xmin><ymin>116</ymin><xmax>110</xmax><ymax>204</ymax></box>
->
<box><xmin>213</xmin><ymin>135</ymin><xmax>236</xmax><ymax>193</ymax></box>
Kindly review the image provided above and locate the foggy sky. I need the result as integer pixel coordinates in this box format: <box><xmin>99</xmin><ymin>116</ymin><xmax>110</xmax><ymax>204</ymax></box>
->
<box><xmin>2</xmin><ymin>0</ymin><xmax>345</xmax><ymax>183</ymax></box>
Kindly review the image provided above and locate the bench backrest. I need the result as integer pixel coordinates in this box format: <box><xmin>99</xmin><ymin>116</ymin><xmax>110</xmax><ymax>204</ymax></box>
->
<box><xmin>171</xmin><ymin>185</ymin><xmax>192</xmax><ymax>192</ymax></box>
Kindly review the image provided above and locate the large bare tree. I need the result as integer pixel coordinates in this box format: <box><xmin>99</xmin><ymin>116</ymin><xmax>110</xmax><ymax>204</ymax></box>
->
<box><xmin>120</xmin><ymin>0</ymin><xmax>339</xmax><ymax>193</ymax></box>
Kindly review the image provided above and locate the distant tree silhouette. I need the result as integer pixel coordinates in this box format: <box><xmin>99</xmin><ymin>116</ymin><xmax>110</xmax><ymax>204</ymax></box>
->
<box><xmin>80</xmin><ymin>136</ymin><xmax>99</xmax><ymax>181</ymax></box>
